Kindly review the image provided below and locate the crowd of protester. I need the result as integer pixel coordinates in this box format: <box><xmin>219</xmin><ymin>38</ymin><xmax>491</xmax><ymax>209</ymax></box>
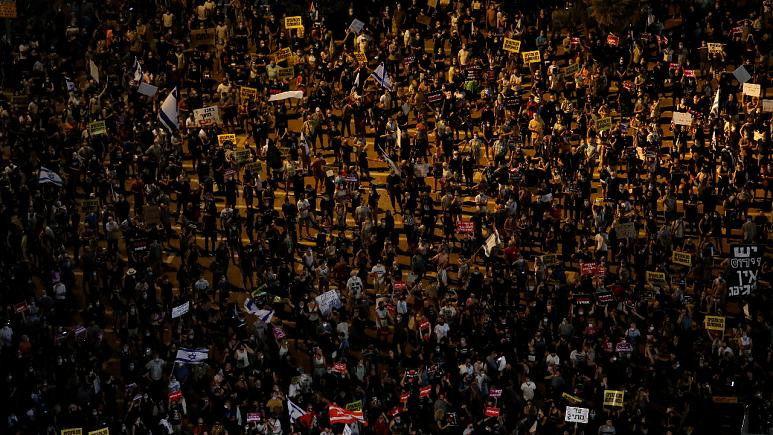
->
<box><xmin>1</xmin><ymin>0</ymin><xmax>772</xmax><ymax>434</ymax></box>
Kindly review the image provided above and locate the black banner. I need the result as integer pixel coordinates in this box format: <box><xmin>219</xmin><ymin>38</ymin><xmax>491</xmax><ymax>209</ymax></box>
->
<box><xmin>727</xmin><ymin>244</ymin><xmax>763</xmax><ymax>297</ymax></box>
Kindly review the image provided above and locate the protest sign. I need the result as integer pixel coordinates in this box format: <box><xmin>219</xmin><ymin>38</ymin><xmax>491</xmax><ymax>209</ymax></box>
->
<box><xmin>275</xmin><ymin>47</ymin><xmax>292</xmax><ymax>63</ymax></box>
<box><xmin>573</xmin><ymin>294</ymin><xmax>593</xmax><ymax>306</ymax></box>
<box><xmin>142</xmin><ymin>205</ymin><xmax>161</xmax><ymax>225</ymax></box>
<box><xmin>562</xmin><ymin>392</ymin><xmax>583</xmax><ymax>404</ymax></box>
<box><xmin>191</xmin><ymin>28</ymin><xmax>216</xmax><ymax>47</ymax></box>
<box><xmin>564</xmin><ymin>62</ymin><xmax>580</xmax><ymax>75</ymax></box>
<box><xmin>704</xmin><ymin>315</ymin><xmax>725</xmax><ymax>332</ymax></box>
<box><xmin>646</xmin><ymin>271</ymin><xmax>667</xmax><ymax>286</ymax></box>
<box><xmin>707</xmin><ymin>42</ymin><xmax>723</xmax><ymax>54</ymax></box>
<box><xmin>81</xmin><ymin>199</ymin><xmax>99</xmax><ymax>213</ymax></box>
<box><xmin>416</xmin><ymin>14</ymin><xmax>431</xmax><ymax>26</ymax></box>
<box><xmin>247</xmin><ymin>413</ymin><xmax>261</xmax><ymax>422</ymax></box>
<box><xmin>541</xmin><ymin>254</ymin><xmax>558</xmax><ymax>267</ymax></box>
<box><xmin>137</xmin><ymin>82</ymin><xmax>158</xmax><ymax>96</ymax></box>
<box><xmin>484</xmin><ymin>407</ymin><xmax>500</xmax><ymax>417</ymax></box>
<box><xmin>456</xmin><ymin>221</ymin><xmax>474</xmax><ymax>233</ymax></box>
<box><xmin>315</xmin><ymin>290</ymin><xmax>342</xmax><ymax>315</ymax></box>
<box><xmin>733</xmin><ymin>66</ymin><xmax>751</xmax><ymax>84</ymax></box>
<box><xmin>565</xmin><ymin>406</ymin><xmax>589</xmax><ymax>423</ymax></box>
<box><xmin>672</xmin><ymin>251</ymin><xmax>692</xmax><ymax>267</ymax></box>
<box><xmin>607</xmin><ymin>34</ymin><xmax>619</xmax><ymax>46</ymax></box>
<box><xmin>89</xmin><ymin>60</ymin><xmax>99</xmax><ymax>83</ymax></box>
<box><xmin>672</xmin><ymin>111</ymin><xmax>693</xmax><ymax>126</ymax></box>
<box><xmin>503</xmin><ymin>38</ymin><xmax>521</xmax><ymax>53</ymax></box>
<box><xmin>596</xmin><ymin>117</ymin><xmax>612</xmax><ymax>131</ymax></box>
<box><xmin>277</xmin><ymin>66</ymin><xmax>294</xmax><ymax>80</ymax></box>
<box><xmin>348</xmin><ymin>19</ymin><xmax>365</xmax><ymax>34</ymax></box>
<box><xmin>172</xmin><ymin>301</ymin><xmax>190</xmax><ymax>319</ymax></box>
<box><xmin>284</xmin><ymin>16</ymin><xmax>303</xmax><ymax>29</ymax></box>
<box><xmin>742</xmin><ymin>83</ymin><xmax>761</xmax><ymax>97</ymax></box>
<box><xmin>217</xmin><ymin>134</ymin><xmax>236</xmax><ymax>146</ymax></box>
<box><xmin>233</xmin><ymin>149</ymin><xmax>251</xmax><ymax>164</ymax></box>
<box><xmin>0</xmin><ymin>2</ymin><xmax>17</xmax><ymax>18</ymax></box>
<box><xmin>489</xmin><ymin>388</ymin><xmax>502</xmax><ymax>398</ymax></box>
<box><xmin>244</xmin><ymin>162</ymin><xmax>262</xmax><ymax>173</ymax></box>
<box><xmin>727</xmin><ymin>244</ymin><xmax>763</xmax><ymax>296</ymax></box>
<box><xmin>615</xmin><ymin>342</ymin><xmax>633</xmax><ymax>353</ymax></box>
<box><xmin>580</xmin><ymin>262</ymin><xmax>605</xmax><ymax>277</ymax></box>
<box><xmin>88</xmin><ymin>121</ymin><xmax>107</xmax><ymax>136</ymax></box>
<box><xmin>615</xmin><ymin>222</ymin><xmax>636</xmax><ymax>239</ymax></box>
<box><xmin>762</xmin><ymin>99</ymin><xmax>773</xmax><ymax>112</ymax></box>
<box><xmin>354</xmin><ymin>52</ymin><xmax>367</xmax><ymax>64</ymax></box>
<box><xmin>521</xmin><ymin>50</ymin><xmax>541</xmax><ymax>64</ymax></box>
<box><xmin>240</xmin><ymin>86</ymin><xmax>257</xmax><ymax>101</ymax></box>
<box><xmin>595</xmin><ymin>290</ymin><xmax>615</xmax><ymax>304</ymax></box>
<box><xmin>61</xmin><ymin>429</ymin><xmax>83</xmax><ymax>435</ymax></box>
<box><xmin>88</xmin><ymin>429</ymin><xmax>110</xmax><ymax>435</ymax></box>
<box><xmin>193</xmin><ymin>106</ymin><xmax>220</xmax><ymax>126</ymax></box>
<box><xmin>603</xmin><ymin>390</ymin><xmax>624</xmax><ymax>407</ymax></box>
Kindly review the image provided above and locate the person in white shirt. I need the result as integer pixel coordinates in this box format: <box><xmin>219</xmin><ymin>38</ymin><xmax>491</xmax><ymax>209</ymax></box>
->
<box><xmin>296</xmin><ymin>193</ymin><xmax>313</xmax><ymax>237</ymax></box>
<box><xmin>346</xmin><ymin>271</ymin><xmax>363</xmax><ymax>299</ymax></box>
<box><xmin>546</xmin><ymin>350</ymin><xmax>560</xmax><ymax>367</ymax></box>
<box><xmin>434</xmin><ymin>317</ymin><xmax>450</xmax><ymax>342</ymax></box>
<box><xmin>370</xmin><ymin>261</ymin><xmax>386</xmax><ymax>293</ymax></box>
<box><xmin>521</xmin><ymin>376</ymin><xmax>537</xmax><ymax>401</ymax></box>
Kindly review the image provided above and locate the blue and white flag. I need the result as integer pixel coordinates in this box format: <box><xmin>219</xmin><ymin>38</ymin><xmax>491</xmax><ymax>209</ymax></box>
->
<box><xmin>710</xmin><ymin>87</ymin><xmax>720</xmax><ymax>118</ymax></box>
<box><xmin>38</xmin><ymin>167</ymin><xmax>63</xmax><ymax>187</ymax></box>
<box><xmin>159</xmin><ymin>87</ymin><xmax>179</xmax><ymax>132</ymax></box>
<box><xmin>370</xmin><ymin>63</ymin><xmax>392</xmax><ymax>91</ymax></box>
<box><xmin>175</xmin><ymin>348</ymin><xmax>208</xmax><ymax>364</ymax></box>
<box><xmin>64</xmin><ymin>76</ymin><xmax>76</xmax><ymax>93</ymax></box>
<box><xmin>130</xmin><ymin>57</ymin><xmax>143</xmax><ymax>86</ymax></box>
<box><xmin>482</xmin><ymin>230</ymin><xmax>500</xmax><ymax>257</ymax></box>
<box><xmin>244</xmin><ymin>298</ymin><xmax>275</xmax><ymax>324</ymax></box>
<box><xmin>287</xmin><ymin>398</ymin><xmax>306</xmax><ymax>423</ymax></box>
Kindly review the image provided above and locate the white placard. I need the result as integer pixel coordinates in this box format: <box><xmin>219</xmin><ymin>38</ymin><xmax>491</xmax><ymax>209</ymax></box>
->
<box><xmin>348</xmin><ymin>19</ymin><xmax>365</xmax><ymax>34</ymax></box>
<box><xmin>315</xmin><ymin>290</ymin><xmax>341</xmax><ymax>315</ymax></box>
<box><xmin>172</xmin><ymin>301</ymin><xmax>190</xmax><ymax>319</ymax></box>
<box><xmin>565</xmin><ymin>406</ymin><xmax>589</xmax><ymax>423</ymax></box>
<box><xmin>137</xmin><ymin>82</ymin><xmax>158</xmax><ymax>96</ymax></box>
<box><xmin>763</xmin><ymin>99</ymin><xmax>773</xmax><ymax>113</ymax></box>
<box><xmin>733</xmin><ymin>66</ymin><xmax>751</xmax><ymax>84</ymax></box>
<box><xmin>268</xmin><ymin>91</ymin><xmax>304</xmax><ymax>102</ymax></box>
<box><xmin>672</xmin><ymin>111</ymin><xmax>693</xmax><ymax>126</ymax></box>
<box><xmin>89</xmin><ymin>60</ymin><xmax>100</xmax><ymax>84</ymax></box>
<box><xmin>193</xmin><ymin>106</ymin><xmax>221</xmax><ymax>126</ymax></box>
<box><xmin>742</xmin><ymin>83</ymin><xmax>761</xmax><ymax>98</ymax></box>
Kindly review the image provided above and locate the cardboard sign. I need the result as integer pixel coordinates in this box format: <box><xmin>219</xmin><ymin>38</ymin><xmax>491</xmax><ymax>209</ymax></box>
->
<box><xmin>240</xmin><ymin>86</ymin><xmax>257</xmax><ymax>101</ymax></box>
<box><xmin>0</xmin><ymin>2</ymin><xmax>17</xmax><ymax>18</ymax></box>
<box><xmin>603</xmin><ymin>390</ymin><xmax>624</xmax><ymax>407</ymax></box>
<box><xmin>193</xmin><ymin>106</ymin><xmax>220</xmax><ymax>126</ymax></box>
<box><xmin>565</xmin><ymin>406</ymin><xmax>589</xmax><ymax>423</ymax></box>
<box><xmin>247</xmin><ymin>412</ymin><xmax>261</xmax><ymax>422</ymax></box>
<box><xmin>707</xmin><ymin>42</ymin><xmax>724</xmax><ymax>54</ymax></box>
<box><xmin>704</xmin><ymin>315</ymin><xmax>725</xmax><ymax>332</ymax></box>
<box><xmin>502</xmin><ymin>38</ymin><xmax>521</xmax><ymax>53</ymax></box>
<box><xmin>522</xmin><ymin>50</ymin><xmax>541</xmax><ymax>64</ymax></box>
<box><xmin>284</xmin><ymin>16</ymin><xmax>303</xmax><ymax>29</ymax></box>
<box><xmin>615</xmin><ymin>222</ymin><xmax>636</xmax><ymax>239</ymax></box>
<box><xmin>81</xmin><ymin>199</ymin><xmax>99</xmax><ymax>213</ymax></box>
<box><xmin>733</xmin><ymin>66</ymin><xmax>751</xmax><ymax>84</ymax></box>
<box><xmin>596</xmin><ymin>117</ymin><xmax>612</xmax><ymax>132</ymax></box>
<box><xmin>646</xmin><ymin>271</ymin><xmax>667</xmax><ymax>286</ymax></box>
<box><xmin>727</xmin><ymin>244</ymin><xmax>763</xmax><ymax>297</ymax></box>
<box><xmin>763</xmin><ymin>99</ymin><xmax>773</xmax><ymax>112</ymax></box>
<box><xmin>354</xmin><ymin>52</ymin><xmax>367</xmax><ymax>64</ymax></box>
<box><xmin>672</xmin><ymin>111</ymin><xmax>693</xmax><ymax>126</ymax></box>
<box><xmin>712</xmin><ymin>396</ymin><xmax>738</xmax><ymax>404</ymax></box>
<box><xmin>428</xmin><ymin>0</ymin><xmax>438</xmax><ymax>7</ymax></box>
<box><xmin>88</xmin><ymin>429</ymin><xmax>110</xmax><ymax>435</ymax></box>
<box><xmin>172</xmin><ymin>301</ymin><xmax>190</xmax><ymax>319</ymax></box>
<box><xmin>672</xmin><ymin>251</ymin><xmax>692</xmax><ymax>266</ymax></box>
<box><xmin>484</xmin><ymin>407</ymin><xmax>500</xmax><ymax>417</ymax></box>
<box><xmin>233</xmin><ymin>149</ymin><xmax>251</xmax><ymax>164</ymax></box>
<box><xmin>275</xmin><ymin>47</ymin><xmax>292</xmax><ymax>63</ymax></box>
<box><xmin>217</xmin><ymin>133</ymin><xmax>237</xmax><ymax>146</ymax></box>
<box><xmin>315</xmin><ymin>289</ymin><xmax>342</xmax><ymax>315</ymax></box>
<box><xmin>277</xmin><ymin>66</ymin><xmax>294</xmax><ymax>80</ymax></box>
<box><xmin>607</xmin><ymin>34</ymin><xmax>619</xmax><ymax>46</ymax></box>
<box><xmin>61</xmin><ymin>429</ymin><xmax>83</xmax><ymax>435</ymax></box>
<box><xmin>88</xmin><ymin>121</ymin><xmax>107</xmax><ymax>136</ymax></box>
<box><xmin>456</xmin><ymin>221</ymin><xmax>474</xmax><ymax>233</ymax></box>
<box><xmin>742</xmin><ymin>83</ymin><xmax>761</xmax><ymax>97</ymax></box>
<box><xmin>191</xmin><ymin>28</ymin><xmax>216</xmax><ymax>47</ymax></box>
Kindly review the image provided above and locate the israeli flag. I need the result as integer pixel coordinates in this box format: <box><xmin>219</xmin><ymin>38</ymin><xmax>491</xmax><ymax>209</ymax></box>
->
<box><xmin>244</xmin><ymin>298</ymin><xmax>274</xmax><ymax>324</ymax></box>
<box><xmin>159</xmin><ymin>87</ymin><xmax>179</xmax><ymax>132</ymax></box>
<box><xmin>287</xmin><ymin>398</ymin><xmax>306</xmax><ymax>423</ymax></box>
<box><xmin>482</xmin><ymin>231</ymin><xmax>500</xmax><ymax>257</ymax></box>
<box><xmin>130</xmin><ymin>57</ymin><xmax>143</xmax><ymax>86</ymax></box>
<box><xmin>710</xmin><ymin>87</ymin><xmax>720</xmax><ymax>118</ymax></box>
<box><xmin>175</xmin><ymin>348</ymin><xmax>208</xmax><ymax>364</ymax></box>
<box><xmin>64</xmin><ymin>76</ymin><xmax>76</xmax><ymax>92</ymax></box>
<box><xmin>370</xmin><ymin>63</ymin><xmax>392</xmax><ymax>91</ymax></box>
<box><xmin>38</xmin><ymin>167</ymin><xmax>63</xmax><ymax>187</ymax></box>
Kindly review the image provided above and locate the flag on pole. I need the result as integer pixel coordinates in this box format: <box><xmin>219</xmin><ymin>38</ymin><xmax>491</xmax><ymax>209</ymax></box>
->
<box><xmin>710</xmin><ymin>86</ymin><xmax>720</xmax><ymax>117</ymax></box>
<box><xmin>159</xmin><ymin>87</ymin><xmax>179</xmax><ymax>132</ymax></box>
<box><xmin>175</xmin><ymin>348</ymin><xmax>208</xmax><ymax>364</ymax></box>
<box><xmin>370</xmin><ymin>63</ymin><xmax>392</xmax><ymax>91</ymax></box>
<box><xmin>38</xmin><ymin>167</ymin><xmax>63</xmax><ymax>187</ymax></box>
<box><xmin>353</xmin><ymin>71</ymin><xmax>360</xmax><ymax>91</ymax></box>
<box><xmin>329</xmin><ymin>405</ymin><xmax>366</xmax><ymax>425</ymax></box>
<box><xmin>482</xmin><ymin>231</ymin><xmax>500</xmax><ymax>257</ymax></box>
<box><xmin>379</xmin><ymin>145</ymin><xmax>400</xmax><ymax>174</ymax></box>
<box><xmin>64</xmin><ymin>76</ymin><xmax>76</xmax><ymax>92</ymax></box>
<box><xmin>287</xmin><ymin>399</ymin><xmax>306</xmax><ymax>423</ymax></box>
<box><xmin>396</xmin><ymin>125</ymin><xmax>402</xmax><ymax>149</ymax></box>
<box><xmin>130</xmin><ymin>56</ymin><xmax>143</xmax><ymax>86</ymax></box>
<box><xmin>243</xmin><ymin>298</ymin><xmax>275</xmax><ymax>323</ymax></box>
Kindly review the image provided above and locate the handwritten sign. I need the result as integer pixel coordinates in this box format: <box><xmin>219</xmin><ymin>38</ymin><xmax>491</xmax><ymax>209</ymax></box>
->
<box><xmin>348</xmin><ymin>18</ymin><xmax>365</xmax><ymax>34</ymax></box>
<box><xmin>672</xmin><ymin>251</ymin><xmax>692</xmax><ymax>266</ymax></box>
<box><xmin>565</xmin><ymin>406</ymin><xmax>589</xmax><ymax>423</ymax></box>
<box><xmin>315</xmin><ymin>289</ymin><xmax>342</xmax><ymax>315</ymax></box>
<box><xmin>727</xmin><ymin>244</ymin><xmax>763</xmax><ymax>296</ymax></box>
<box><xmin>217</xmin><ymin>133</ymin><xmax>236</xmax><ymax>146</ymax></box>
<box><xmin>704</xmin><ymin>315</ymin><xmax>725</xmax><ymax>332</ymax></box>
<box><xmin>521</xmin><ymin>50</ymin><xmax>541</xmax><ymax>64</ymax></box>
<box><xmin>742</xmin><ymin>83</ymin><xmax>761</xmax><ymax>97</ymax></box>
<box><xmin>193</xmin><ymin>106</ymin><xmax>220</xmax><ymax>126</ymax></box>
<box><xmin>88</xmin><ymin>121</ymin><xmax>107</xmax><ymax>136</ymax></box>
<box><xmin>596</xmin><ymin>117</ymin><xmax>612</xmax><ymax>132</ymax></box>
<box><xmin>502</xmin><ymin>38</ymin><xmax>521</xmax><ymax>53</ymax></box>
<box><xmin>672</xmin><ymin>111</ymin><xmax>693</xmax><ymax>126</ymax></box>
<box><xmin>456</xmin><ymin>221</ymin><xmax>474</xmax><ymax>233</ymax></box>
<box><xmin>244</xmin><ymin>161</ymin><xmax>262</xmax><ymax>173</ymax></box>
<box><xmin>603</xmin><ymin>390</ymin><xmax>624</xmax><ymax>407</ymax></box>
<box><xmin>284</xmin><ymin>16</ymin><xmax>303</xmax><ymax>29</ymax></box>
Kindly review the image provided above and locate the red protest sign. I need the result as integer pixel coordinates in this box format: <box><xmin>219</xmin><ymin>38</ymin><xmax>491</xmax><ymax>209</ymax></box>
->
<box><xmin>485</xmin><ymin>407</ymin><xmax>500</xmax><ymax>417</ymax></box>
<box><xmin>489</xmin><ymin>388</ymin><xmax>502</xmax><ymax>398</ymax></box>
<box><xmin>14</xmin><ymin>302</ymin><xmax>27</xmax><ymax>313</ymax></box>
<box><xmin>607</xmin><ymin>35</ymin><xmax>619</xmax><ymax>46</ymax></box>
<box><xmin>169</xmin><ymin>391</ymin><xmax>182</xmax><ymax>402</ymax></box>
<box><xmin>571</xmin><ymin>37</ymin><xmax>580</xmax><ymax>45</ymax></box>
<box><xmin>684</xmin><ymin>69</ymin><xmax>696</xmax><ymax>78</ymax></box>
<box><xmin>400</xmin><ymin>391</ymin><xmax>410</xmax><ymax>402</ymax></box>
<box><xmin>333</xmin><ymin>362</ymin><xmax>347</xmax><ymax>374</ymax></box>
<box><xmin>456</xmin><ymin>221</ymin><xmax>474</xmax><ymax>233</ymax></box>
<box><xmin>419</xmin><ymin>385</ymin><xmax>432</xmax><ymax>397</ymax></box>
<box><xmin>580</xmin><ymin>262</ymin><xmax>606</xmax><ymax>277</ymax></box>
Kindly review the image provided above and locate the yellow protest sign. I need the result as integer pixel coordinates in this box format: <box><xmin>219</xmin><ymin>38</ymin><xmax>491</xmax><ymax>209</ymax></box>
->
<box><xmin>712</xmin><ymin>396</ymin><xmax>738</xmax><ymax>404</ymax></box>
<box><xmin>88</xmin><ymin>428</ymin><xmax>110</xmax><ymax>435</ymax></box>
<box><xmin>704</xmin><ymin>316</ymin><xmax>725</xmax><ymax>332</ymax></box>
<box><xmin>503</xmin><ymin>38</ymin><xmax>521</xmax><ymax>53</ymax></box>
<box><xmin>240</xmin><ymin>86</ymin><xmax>257</xmax><ymax>101</ymax></box>
<box><xmin>0</xmin><ymin>2</ymin><xmax>17</xmax><ymax>18</ymax></box>
<box><xmin>346</xmin><ymin>400</ymin><xmax>363</xmax><ymax>412</ymax></box>
<box><xmin>233</xmin><ymin>149</ymin><xmax>251</xmax><ymax>164</ymax></box>
<box><xmin>522</xmin><ymin>50</ymin><xmax>541</xmax><ymax>64</ymax></box>
<box><xmin>284</xmin><ymin>16</ymin><xmax>303</xmax><ymax>29</ymax></box>
<box><xmin>275</xmin><ymin>47</ymin><xmax>292</xmax><ymax>63</ymax></box>
<box><xmin>672</xmin><ymin>251</ymin><xmax>692</xmax><ymax>267</ymax></box>
<box><xmin>564</xmin><ymin>62</ymin><xmax>580</xmax><ymax>75</ymax></box>
<box><xmin>562</xmin><ymin>392</ymin><xmax>583</xmax><ymax>404</ymax></box>
<box><xmin>217</xmin><ymin>134</ymin><xmax>237</xmax><ymax>146</ymax></box>
<box><xmin>61</xmin><ymin>429</ymin><xmax>83</xmax><ymax>435</ymax></box>
<box><xmin>603</xmin><ymin>390</ymin><xmax>624</xmax><ymax>407</ymax></box>
<box><xmin>88</xmin><ymin>121</ymin><xmax>107</xmax><ymax>136</ymax></box>
<box><xmin>277</xmin><ymin>66</ymin><xmax>294</xmax><ymax>80</ymax></box>
<box><xmin>354</xmin><ymin>52</ymin><xmax>367</xmax><ymax>64</ymax></box>
<box><xmin>596</xmin><ymin>117</ymin><xmax>613</xmax><ymax>132</ymax></box>
<box><xmin>190</xmin><ymin>28</ymin><xmax>216</xmax><ymax>47</ymax></box>
<box><xmin>645</xmin><ymin>271</ymin><xmax>667</xmax><ymax>285</ymax></box>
